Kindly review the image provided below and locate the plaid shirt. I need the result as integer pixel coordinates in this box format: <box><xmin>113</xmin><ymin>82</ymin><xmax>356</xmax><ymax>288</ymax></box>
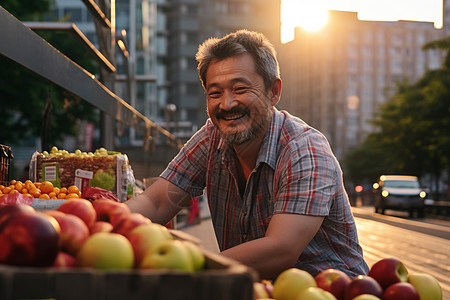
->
<box><xmin>161</xmin><ymin>109</ymin><xmax>369</xmax><ymax>277</ymax></box>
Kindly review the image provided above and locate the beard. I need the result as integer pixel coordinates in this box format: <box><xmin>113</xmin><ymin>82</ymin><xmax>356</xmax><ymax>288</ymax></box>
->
<box><xmin>212</xmin><ymin>102</ymin><xmax>273</xmax><ymax>146</ymax></box>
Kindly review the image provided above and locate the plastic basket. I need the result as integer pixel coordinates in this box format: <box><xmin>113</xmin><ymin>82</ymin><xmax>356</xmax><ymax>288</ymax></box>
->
<box><xmin>0</xmin><ymin>144</ymin><xmax>13</xmax><ymax>186</ymax></box>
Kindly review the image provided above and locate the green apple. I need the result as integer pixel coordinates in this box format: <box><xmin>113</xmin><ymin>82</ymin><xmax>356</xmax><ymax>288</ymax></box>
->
<box><xmin>408</xmin><ymin>273</ymin><xmax>442</xmax><ymax>300</ymax></box>
<box><xmin>352</xmin><ymin>294</ymin><xmax>381</xmax><ymax>300</ymax></box>
<box><xmin>273</xmin><ymin>268</ymin><xmax>317</xmax><ymax>300</ymax></box>
<box><xmin>77</xmin><ymin>232</ymin><xmax>134</xmax><ymax>270</ymax></box>
<box><xmin>297</xmin><ymin>287</ymin><xmax>337</xmax><ymax>300</ymax></box>
<box><xmin>127</xmin><ymin>223</ymin><xmax>173</xmax><ymax>267</ymax></box>
<box><xmin>182</xmin><ymin>240</ymin><xmax>205</xmax><ymax>271</ymax></box>
<box><xmin>140</xmin><ymin>239</ymin><xmax>194</xmax><ymax>272</ymax></box>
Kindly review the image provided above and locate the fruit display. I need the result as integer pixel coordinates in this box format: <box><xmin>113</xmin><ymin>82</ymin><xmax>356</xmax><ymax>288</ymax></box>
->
<box><xmin>0</xmin><ymin>199</ymin><xmax>206</xmax><ymax>273</ymax></box>
<box><xmin>253</xmin><ymin>257</ymin><xmax>443</xmax><ymax>300</ymax></box>
<box><xmin>0</xmin><ymin>179</ymin><xmax>81</xmax><ymax>200</ymax></box>
<box><xmin>29</xmin><ymin>146</ymin><xmax>135</xmax><ymax>202</ymax></box>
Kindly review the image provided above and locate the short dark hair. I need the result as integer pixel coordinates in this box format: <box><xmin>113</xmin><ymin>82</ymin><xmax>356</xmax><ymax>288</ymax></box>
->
<box><xmin>196</xmin><ymin>29</ymin><xmax>280</xmax><ymax>91</ymax></box>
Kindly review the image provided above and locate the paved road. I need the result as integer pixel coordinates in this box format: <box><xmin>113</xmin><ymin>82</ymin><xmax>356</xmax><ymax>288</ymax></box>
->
<box><xmin>352</xmin><ymin>206</ymin><xmax>450</xmax><ymax>299</ymax></box>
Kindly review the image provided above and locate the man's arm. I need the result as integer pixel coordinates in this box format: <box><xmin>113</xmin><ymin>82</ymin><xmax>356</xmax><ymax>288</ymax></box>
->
<box><xmin>220</xmin><ymin>213</ymin><xmax>324</xmax><ymax>279</ymax></box>
<box><xmin>125</xmin><ymin>177</ymin><xmax>192</xmax><ymax>225</ymax></box>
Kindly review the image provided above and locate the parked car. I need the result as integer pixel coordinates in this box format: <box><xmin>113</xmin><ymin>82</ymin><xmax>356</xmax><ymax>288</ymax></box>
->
<box><xmin>372</xmin><ymin>175</ymin><xmax>426</xmax><ymax>218</ymax></box>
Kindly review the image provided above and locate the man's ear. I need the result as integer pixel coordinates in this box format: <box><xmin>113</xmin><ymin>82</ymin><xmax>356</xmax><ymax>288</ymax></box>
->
<box><xmin>269</xmin><ymin>78</ymin><xmax>282</xmax><ymax>106</ymax></box>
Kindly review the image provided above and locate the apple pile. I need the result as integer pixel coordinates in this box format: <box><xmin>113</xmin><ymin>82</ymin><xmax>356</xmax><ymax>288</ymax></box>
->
<box><xmin>0</xmin><ymin>198</ymin><xmax>206</xmax><ymax>273</ymax></box>
<box><xmin>253</xmin><ymin>258</ymin><xmax>442</xmax><ymax>300</ymax></box>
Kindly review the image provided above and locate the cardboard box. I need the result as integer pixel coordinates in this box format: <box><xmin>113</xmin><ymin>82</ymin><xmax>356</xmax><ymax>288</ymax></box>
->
<box><xmin>0</xmin><ymin>248</ymin><xmax>256</xmax><ymax>300</ymax></box>
<box><xmin>29</xmin><ymin>152</ymin><xmax>135</xmax><ymax>202</ymax></box>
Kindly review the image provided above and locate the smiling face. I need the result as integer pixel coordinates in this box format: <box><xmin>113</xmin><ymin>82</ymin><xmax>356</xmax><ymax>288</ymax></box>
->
<box><xmin>206</xmin><ymin>53</ymin><xmax>279</xmax><ymax>145</ymax></box>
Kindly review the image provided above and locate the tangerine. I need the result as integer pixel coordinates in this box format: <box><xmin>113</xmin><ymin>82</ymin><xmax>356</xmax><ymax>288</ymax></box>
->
<box><xmin>21</xmin><ymin>188</ymin><xmax>28</xmax><ymax>194</ymax></box>
<box><xmin>66</xmin><ymin>193</ymin><xmax>80</xmax><ymax>199</ymax></box>
<box><xmin>29</xmin><ymin>188</ymin><xmax>41</xmax><ymax>198</ymax></box>
<box><xmin>40</xmin><ymin>181</ymin><xmax>54</xmax><ymax>194</ymax></box>
<box><xmin>59</xmin><ymin>187</ymin><xmax>68</xmax><ymax>194</ymax></box>
<box><xmin>53</xmin><ymin>187</ymin><xmax>60</xmax><ymax>195</ymax></box>
<box><xmin>39</xmin><ymin>194</ymin><xmax>50</xmax><ymax>199</ymax></box>
<box><xmin>67</xmin><ymin>185</ymin><xmax>80</xmax><ymax>195</ymax></box>
<box><xmin>2</xmin><ymin>187</ymin><xmax>11</xmax><ymax>194</ymax></box>
<box><xmin>57</xmin><ymin>193</ymin><xmax>67</xmax><ymax>199</ymax></box>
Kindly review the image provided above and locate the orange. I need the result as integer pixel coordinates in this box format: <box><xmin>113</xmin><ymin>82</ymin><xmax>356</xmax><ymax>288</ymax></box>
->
<box><xmin>14</xmin><ymin>182</ymin><xmax>23</xmax><ymax>192</ymax></box>
<box><xmin>21</xmin><ymin>188</ymin><xmax>28</xmax><ymax>194</ymax></box>
<box><xmin>67</xmin><ymin>185</ymin><xmax>80</xmax><ymax>195</ymax></box>
<box><xmin>25</xmin><ymin>181</ymin><xmax>36</xmax><ymax>191</ymax></box>
<box><xmin>39</xmin><ymin>194</ymin><xmax>50</xmax><ymax>199</ymax></box>
<box><xmin>66</xmin><ymin>193</ymin><xmax>80</xmax><ymax>199</ymax></box>
<box><xmin>40</xmin><ymin>181</ymin><xmax>54</xmax><ymax>194</ymax></box>
<box><xmin>23</xmin><ymin>193</ymin><xmax>33</xmax><ymax>198</ymax></box>
<box><xmin>2</xmin><ymin>187</ymin><xmax>11</xmax><ymax>194</ymax></box>
<box><xmin>0</xmin><ymin>185</ymin><xmax>5</xmax><ymax>191</ymax></box>
<box><xmin>57</xmin><ymin>193</ymin><xmax>67</xmax><ymax>199</ymax></box>
<box><xmin>9</xmin><ymin>180</ymin><xmax>16</xmax><ymax>185</ymax></box>
<box><xmin>29</xmin><ymin>188</ymin><xmax>41</xmax><ymax>198</ymax></box>
<box><xmin>53</xmin><ymin>187</ymin><xmax>60</xmax><ymax>195</ymax></box>
<box><xmin>59</xmin><ymin>187</ymin><xmax>68</xmax><ymax>194</ymax></box>
<box><xmin>34</xmin><ymin>182</ymin><xmax>41</xmax><ymax>188</ymax></box>
<box><xmin>48</xmin><ymin>192</ymin><xmax>57</xmax><ymax>198</ymax></box>
<box><xmin>9</xmin><ymin>189</ymin><xmax>19</xmax><ymax>194</ymax></box>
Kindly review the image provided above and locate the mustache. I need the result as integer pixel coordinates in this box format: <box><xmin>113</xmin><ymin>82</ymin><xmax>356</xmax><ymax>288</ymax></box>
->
<box><xmin>215</xmin><ymin>107</ymin><xmax>249</xmax><ymax>120</ymax></box>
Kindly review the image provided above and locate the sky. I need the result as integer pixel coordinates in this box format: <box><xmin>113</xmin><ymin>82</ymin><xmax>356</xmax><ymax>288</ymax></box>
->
<box><xmin>281</xmin><ymin>0</ymin><xmax>443</xmax><ymax>43</ymax></box>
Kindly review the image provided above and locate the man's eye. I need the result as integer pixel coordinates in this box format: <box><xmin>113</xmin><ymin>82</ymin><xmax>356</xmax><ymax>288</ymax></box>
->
<box><xmin>208</xmin><ymin>91</ymin><xmax>221</xmax><ymax>98</ymax></box>
<box><xmin>234</xmin><ymin>87</ymin><xmax>248</xmax><ymax>93</ymax></box>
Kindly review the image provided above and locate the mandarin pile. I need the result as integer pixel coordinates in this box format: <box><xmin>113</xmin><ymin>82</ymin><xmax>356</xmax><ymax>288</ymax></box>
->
<box><xmin>0</xmin><ymin>180</ymin><xmax>81</xmax><ymax>200</ymax></box>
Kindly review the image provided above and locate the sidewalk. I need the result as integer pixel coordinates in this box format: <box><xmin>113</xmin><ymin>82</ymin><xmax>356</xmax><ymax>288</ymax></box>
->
<box><xmin>178</xmin><ymin>200</ymin><xmax>220</xmax><ymax>253</ymax></box>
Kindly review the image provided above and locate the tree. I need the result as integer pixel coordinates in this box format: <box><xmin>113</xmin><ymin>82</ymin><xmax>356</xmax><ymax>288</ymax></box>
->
<box><xmin>0</xmin><ymin>1</ymin><xmax>99</xmax><ymax>151</ymax></box>
<box><xmin>343</xmin><ymin>39</ymin><xmax>450</xmax><ymax>199</ymax></box>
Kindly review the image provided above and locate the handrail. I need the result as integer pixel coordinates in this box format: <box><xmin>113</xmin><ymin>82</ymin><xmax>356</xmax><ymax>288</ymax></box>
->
<box><xmin>0</xmin><ymin>5</ymin><xmax>183</xmax><ymax>150</ymax></box>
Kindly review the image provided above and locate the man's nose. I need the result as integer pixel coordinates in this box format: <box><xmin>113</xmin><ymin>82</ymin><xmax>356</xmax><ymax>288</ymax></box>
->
<box><xmin>220</xmin><ymin>90</ymin><xmax>237</xmax><ymax>110</ymax></box>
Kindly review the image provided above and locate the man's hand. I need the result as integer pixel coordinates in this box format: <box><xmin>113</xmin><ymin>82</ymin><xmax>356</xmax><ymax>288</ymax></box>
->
<box><xmin>220</xmin><ymin>213</ymin><xmax>324</xmax><ymax>279</ymax></box>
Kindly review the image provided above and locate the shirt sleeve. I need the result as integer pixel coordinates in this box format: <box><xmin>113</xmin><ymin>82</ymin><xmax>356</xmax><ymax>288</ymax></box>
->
<box><xmin>273</xmin><ymin>129</ymin><xmax>340</xmax><ymax>216</ymax></box>
<box><xmin>160</xmin><ymin>121</ymin><xmax>211</xmax><ymax>197</ymax></box>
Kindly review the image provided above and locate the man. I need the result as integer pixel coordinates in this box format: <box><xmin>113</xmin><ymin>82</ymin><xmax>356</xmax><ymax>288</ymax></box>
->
<box><xmin>126</xmin><ymin>29</ymin><xmax>369</xmax><ymax>279</ymax></box>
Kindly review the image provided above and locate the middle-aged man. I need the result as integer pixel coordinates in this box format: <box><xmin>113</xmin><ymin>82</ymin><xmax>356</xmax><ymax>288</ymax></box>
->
<box><xmin>126</xmin><ymin>29</ymin><xmax>369</xmax><ymax>280</ymax></box>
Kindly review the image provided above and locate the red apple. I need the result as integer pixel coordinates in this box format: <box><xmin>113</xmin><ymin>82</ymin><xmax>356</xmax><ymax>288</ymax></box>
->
<box><xmin>112</xmin><ymin>212</ymin><xmax>152</xmax><ymax>237</ymax></box>
<box><xmin>0</xmin><ymin>210</ymin><xmax>60</xmax><ymax>267</ymax></box>
<box><xmin>368</xmin><ymin>257</ymin><xmax>409</xmax><ymax>289</ymax></box>
<box><xmin>315</xmin><ymin>268</ymin><xmax>352</xmax><ymax>300</ymax></box>
<box><xmin>57</xmin><ymin>198</ymin><xmax>97</xmax><ymax>228</ymax></box>
<box><xmin>92</xmin><ymin>198</ymin><xmax>130</xmax><ymax>224</ymax></box>
<box><xmin>345</xmin><ymin>275</ymin><xmax>383</xmax><ymax>300</ymax></box>
<box><xmin>90</xmin><ymin>221</ymin><xmax>113</xmax><ymax>234</ymax></box>
<box><xmin>52</xmin><ymin>251</ymin><xmax>78</xmax><ymax>268</ymax></box>
<box><xmin>43</xmin><ymin>210</ymin><xmax>90</xmax><ymax>255</ymax></box>
<box><xmin>0</xmin><ymin>204</ymin><xmax>35</xmax><ymax>225</ymax></box>
<box><xmin>383</xmin><ymin>282</ymin><xmax>420</xmax><ymax>300</ymax></box>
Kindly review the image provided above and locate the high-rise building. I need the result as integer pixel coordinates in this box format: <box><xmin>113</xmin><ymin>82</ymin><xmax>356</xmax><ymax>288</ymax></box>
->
<box><xmin>278</xmin><ymin>10</ymin><xmax>444</xmax><ymax>158</ymax></box>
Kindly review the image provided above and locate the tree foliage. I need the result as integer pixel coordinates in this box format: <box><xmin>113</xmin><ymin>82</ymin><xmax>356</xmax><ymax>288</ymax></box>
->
<box><xmin>0</xmin><ymin>1</ymin><xmax>99</xmax><ymax>150</ymax></box>
<box><xmin>343</xmin><ymin>38</ymin><xmax>450</xmax><ymax>197</ymax></box>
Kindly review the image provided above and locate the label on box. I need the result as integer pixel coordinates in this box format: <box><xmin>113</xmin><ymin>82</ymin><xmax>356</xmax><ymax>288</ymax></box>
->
<box><xmin>42</xmin><ymin>163</ymin><xmax>60</xmax><ymax>187</ymax></box>
<box><xmin>74</xmin><ymin>169</ymin><xmax>93</xmax><ymax>193</ymax></box>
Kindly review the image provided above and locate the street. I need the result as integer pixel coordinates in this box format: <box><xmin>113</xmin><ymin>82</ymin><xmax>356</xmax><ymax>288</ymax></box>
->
<box><xmin>352</xmin><ymin>206</ymin><xmax>450</xmax><ymax>299</ymax></box>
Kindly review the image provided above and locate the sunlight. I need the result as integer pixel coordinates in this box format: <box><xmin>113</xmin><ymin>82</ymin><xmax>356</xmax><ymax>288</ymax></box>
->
<box><xmin>281</xmin><ymin>1</ymin><xmax>329</xmax><ymax>43</ymax></box>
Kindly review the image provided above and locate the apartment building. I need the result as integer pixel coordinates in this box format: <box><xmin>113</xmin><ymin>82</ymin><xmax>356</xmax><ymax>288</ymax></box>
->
<box><xmin>278</xmin><ymin>10</ymin><xmax>444</xmax><ymax>158</ymax></box>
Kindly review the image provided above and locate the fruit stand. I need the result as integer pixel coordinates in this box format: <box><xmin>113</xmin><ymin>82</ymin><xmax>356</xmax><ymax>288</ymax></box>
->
<box><xmin>0</xmin><ymin>251</ymin><xmax>256</xmax><ymax>300</ymax></box>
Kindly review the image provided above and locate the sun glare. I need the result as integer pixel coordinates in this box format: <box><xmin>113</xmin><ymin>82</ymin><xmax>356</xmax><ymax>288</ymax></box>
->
<box><xmin>281</xmin><ymin>1</ymin><xmax>329</xmax><ymax>43</ymax></box>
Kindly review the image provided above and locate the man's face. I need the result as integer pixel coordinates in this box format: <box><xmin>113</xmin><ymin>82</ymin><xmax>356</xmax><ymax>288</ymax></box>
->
<box><xmin>205</xmin><ymin>54</ymin><xmax>273</xmax><ymax>145</ymax></box>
